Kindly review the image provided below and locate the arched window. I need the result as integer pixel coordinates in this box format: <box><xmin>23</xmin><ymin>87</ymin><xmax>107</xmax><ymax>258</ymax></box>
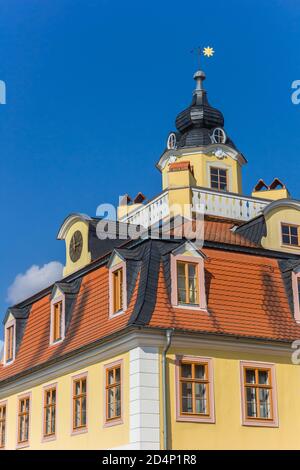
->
<box><xmin>211</xmin><ymin>127</ymin><xmax>226</xmax><ymax>144</ymax></box>
<box><xmin>167</xmin><ymin>132</ymin><xmax>177</xmax><ymax>150</ymax></box>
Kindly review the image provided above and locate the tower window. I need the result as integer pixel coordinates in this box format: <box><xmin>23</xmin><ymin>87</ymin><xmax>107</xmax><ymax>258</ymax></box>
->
<box><xmin>281</xmin><ymin>223</ymin><xmax>299</xmax><ymax>246</ymax></box>
<box><xmin>211</xmin><ymin>127</ymin><xmax>226</xmax><ymax>144</ymax></box>
<box><xmin>167</xmin><ymin>132</ymin><xmax>177</xmax><ymax>150</ymax></box>
<box><xmin>177</xmin><ymin>261</ymin><xmax>199</xmax><ymax>306</ymax></box>
<box><xmin>210</xmin><ymin>167</ymin><xmax>228</xmax><ymax>191</ymax></box>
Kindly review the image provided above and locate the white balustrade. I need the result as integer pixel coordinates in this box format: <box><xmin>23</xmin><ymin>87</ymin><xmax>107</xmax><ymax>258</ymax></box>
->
<box><xmin>120</xmin><ymin>187</ymin><xmax>269</xmax><ymax>227</ymax></box>
<box><xmin>121</xmin><ymin>191</ymin><xmax>169</xmax><ymax>228</ymax></box>
<box><xmin>192</xmin><ymin>188</ymin><xmax>268</xmax><ymax>221</ymax></box>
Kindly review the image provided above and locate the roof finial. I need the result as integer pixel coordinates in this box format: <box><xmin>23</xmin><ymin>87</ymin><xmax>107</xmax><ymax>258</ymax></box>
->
<box><xmin>191</xmin><ymin>46</ymin><xmax>215</xmax><ymax>95</ymax></box>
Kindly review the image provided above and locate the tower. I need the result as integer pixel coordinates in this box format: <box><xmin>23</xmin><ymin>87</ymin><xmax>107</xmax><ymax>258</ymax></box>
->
<box><xmin>157</xmin><ymin>68</ymin><xmax>246</xmax><ymax>195</ymax></box>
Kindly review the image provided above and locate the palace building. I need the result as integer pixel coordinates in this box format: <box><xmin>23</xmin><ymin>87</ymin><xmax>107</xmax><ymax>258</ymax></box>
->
<box><xmin>1</xmin><ymin>67</ymin><xmax>300</xmax><ymax>450</ymax></box>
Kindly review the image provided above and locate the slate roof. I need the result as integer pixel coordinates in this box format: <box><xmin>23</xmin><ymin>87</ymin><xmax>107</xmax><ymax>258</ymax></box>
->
<box><xmin>234</xmin><ymin>215</ymin><xmax>267</xmax><ymax>245</ymax></box>
<box><xmin>172</xmin><ymin>71</ymin><xmax>237</xmax><ymax>151</ymax></box>
<box><xmin>1</xmin><ymin>219</ymin><xmax>300</xmax><ymax>384</ymax></box>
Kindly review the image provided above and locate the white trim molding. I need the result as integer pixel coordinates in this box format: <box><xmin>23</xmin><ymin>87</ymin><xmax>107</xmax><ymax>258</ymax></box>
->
<box><xmin>128</xmin><ymin>347</ymin><xmax>160</xmax><ymax>450</ymax></box>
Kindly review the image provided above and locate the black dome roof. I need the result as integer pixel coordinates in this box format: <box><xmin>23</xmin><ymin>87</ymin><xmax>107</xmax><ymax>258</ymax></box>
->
<box><xmin>173</xmin><ymin>70</ymin><xmax>236</xmax><ymax>150</ymax></box>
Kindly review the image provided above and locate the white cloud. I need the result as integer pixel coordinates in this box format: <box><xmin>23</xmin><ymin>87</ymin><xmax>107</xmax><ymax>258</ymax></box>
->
<box><xmin>7</xmin><ymin>262</ymin><xmax>64</xmax><ymax>305</ymax></box>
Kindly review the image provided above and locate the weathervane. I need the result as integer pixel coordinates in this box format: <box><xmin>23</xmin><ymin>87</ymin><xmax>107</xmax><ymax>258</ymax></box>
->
<box><xmin>191</xmin><ymin>46</ymin><xmax>215</xmax><ymax>69</ymax></box>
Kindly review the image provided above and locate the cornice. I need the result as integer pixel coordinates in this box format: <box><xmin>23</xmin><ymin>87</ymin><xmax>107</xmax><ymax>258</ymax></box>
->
<box><xmin>0</xmin><ymin>327</ymin><xmax>293</xmax><ymax>399</ymax></box>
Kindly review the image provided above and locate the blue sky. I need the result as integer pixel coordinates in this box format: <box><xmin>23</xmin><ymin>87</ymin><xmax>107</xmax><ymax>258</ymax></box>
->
<box><xmin>0</xmin><ymin>0</ymin><xmax>300</xmax><ymax>338</ymax></box>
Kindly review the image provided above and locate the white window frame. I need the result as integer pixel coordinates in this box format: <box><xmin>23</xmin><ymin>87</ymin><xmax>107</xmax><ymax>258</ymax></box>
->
<box><xmin>50</xmin><ymin>293</ymin><xmax>66</xmax><ymax>346</ymax></box>
<box><xmin>3</xmin><ymin>318</ymin><xmax>16</xmax><ymax>366</ymax></box>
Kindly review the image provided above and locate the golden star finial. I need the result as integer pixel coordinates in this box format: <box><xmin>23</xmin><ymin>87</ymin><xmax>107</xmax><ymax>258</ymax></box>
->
<box><xmin>203</xmin><ymin>46</ymin><xmax>215</xmax><ymax>58</ymax></box>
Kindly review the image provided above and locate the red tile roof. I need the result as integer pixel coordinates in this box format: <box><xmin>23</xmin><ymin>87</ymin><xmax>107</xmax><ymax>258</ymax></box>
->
<box><xmin>0</xmin><ymin>267</ymin><xmax>140</xmax><ymax>382</ymax></box>
<box><xmin>150</xmin><ymin>248</ymin><xmax>300</xmax><ymax>342</ymax></box>
<box><xmin>0</xmin><ymin>221</ymin><xmax>299</xmax><ymax>384</ymax></box>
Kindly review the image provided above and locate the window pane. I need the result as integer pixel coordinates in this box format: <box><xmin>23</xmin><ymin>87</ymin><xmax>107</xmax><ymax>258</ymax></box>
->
<box><xmin>108</xmin><ymin>370</ymin><xmax>114</xmax><ymax>385</ymax></box>
<box><xmin>81</xmin><ymin>379</ymin><xmax>86</xmax><ymax>394</ymax></box>
<box><xmin>245</xmin><ymin>369</ymin><xmax>256</xmax><ymax>384</ymax></box>
<box><xmin>115</xmin><ymin>367</ymin><xmax>121</xmax><ymax>383</ymax></box>
<box><xmin>259</xmin><ymin>388</ymin><xmax>270</xmax><ymax>418</ymax></box>
<box><xmin>195</xmin><ymin>383</ymin><xmax>207</xmax><ymax>414</ymax></box>
<box><xmin>246</xmin><ymin>387</ymin><xmax>257</xmax><ymax>417</ymax></box>
<box><xmin>81</xmin><ymin>397</ymin><xmax>86</xmax><ymax>426</ymax></box>
<box><xmin>181</xmin><ymin>363</ymin><xmax>192</xmax><ymax>378</ymax></box>
<box><xmin>75</xmin><ymin>399</ymin><xmax>81</xmax><ymax>427</ymax></box>
<box><xmin>115</xmin><ymin>385</ymin><xmax>121</xmax><ymax>402</ymax></box>
<box><xmin>51</xmin><ymin>407</ymin><xmax>56</xmax><ymax>433</ymax></box>
<box><xmin>181</xmin><ymin>382</ymin><xmax>193</xmax><ymax>413</ymax></box>
<box><xmin>258</xmin><ymin>370</ymin><xmax>269</xmax><ymax>385</ymax></box>
<box><xmin>290</xmin><ymin>226</ymin><xmax>298</xmax><ymax>236</ymax></box>
<box><xmin>195</xmin><ymin>364</ymin><xmax>206</xmax><ymax>379</ymax></box>
<box><xmin>282</xmin><ymin>234</ymin><xmax>290</xmax><ymax>244</ymax></box>
<box><xmin>282</xmin><ymin>225</ymin><xmax>290</xmax><ymax>235</ymax></box>
<box><xmin>116</xmin><ymin>400</ymin><xmax>121</xmax><ymax>417</ymax></box>
<box><xmin>75</xmin><ymin>381</ymin><xmax>81</xmax><ymax>395</ymax></box>
<box><xmin>45</xmin><ymin>408</ymin><xmax>51</xmax><ymax>434</ymax></box>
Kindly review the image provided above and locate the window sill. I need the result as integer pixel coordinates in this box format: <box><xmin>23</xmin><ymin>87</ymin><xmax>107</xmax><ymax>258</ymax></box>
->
<box><xmin>281</xmin><ymin>244</ymin><xmax>300</xmax><ymax>250</ymax></box>
<box><xmin>49</xmin><ymin>338</ymin><xmax>65</xmax><ymax>347</ymax></box>
<box><xmin>103</xmin><ymin>417</ymin><xmax>123</xmax><ymax>428</ymax></box>
<box><xmin>242</xmin><ymin>418</ymin><xmax>278</xmax><ymax>428</ymax></box>
<box><xmin>3</xmin><ymin>358</ymin><xmax>15</xmax><ymax>367</ymax></box>
<box><xmin>176</xmin><ymin>414</ymin><xmax>215</xmax><ymax>424</ymax></box>
<box><xmin>172</xmin><ymin>303</ymin><xmax>208</xmax><ymax>312</ymax></box>
<box><xmin>42</xmin><ymin>434</ymin><xmax>56</xmax><ymax>443</ymax></box>
<box><xmin>71</xmin><ymin>427</ymin><xmax>88</xmax><ymax>436</ymax></box>
<box><xmin>16</xmin><ymin>441</ymin><xmax>30</xmax><ymax>450</ymax></box>
<box><xmin>109</xmin><ymin>309</ymin><xmax>126</xmax><ymax>319</ymax></box>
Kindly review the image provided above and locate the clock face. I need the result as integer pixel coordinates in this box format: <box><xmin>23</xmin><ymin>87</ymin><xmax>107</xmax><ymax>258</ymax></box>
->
<box><xmin>69</xmin><ymin>230</ymin><xmax>83</xmax><ymax>263</ymax></box>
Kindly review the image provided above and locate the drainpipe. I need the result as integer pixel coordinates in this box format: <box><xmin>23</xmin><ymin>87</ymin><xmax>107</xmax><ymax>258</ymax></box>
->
<box><xmin>162</xmin><ymin>329</ymin><xmax>173</xmax><ymax>450</ymax></box>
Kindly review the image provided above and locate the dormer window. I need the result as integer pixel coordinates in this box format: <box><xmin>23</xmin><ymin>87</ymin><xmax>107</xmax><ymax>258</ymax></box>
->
<box><xmin>112</xmin><ymin>268</ymin><xmax>123</xmax><ymax>313</ymax></box>
<box><xmin>53</xmin><ymin>301</ymin><xmax>63</xmax><ymax>342</ymax></box>
<box><xmin>4</xmin><ymin>321</ymin><xmax>15</xmax><ymax>364</ymax></box>
<box><xmin>50</xmin><ymin>296</ymin><xmax>65</xmax><ymax>345</ymax></box>
<box><xmin>171</xmin><ymin>242</ymin><xmax>207</xmax><ymax>311</ymax></box>
<box><xmin>292</xmin><ymin>271</ymin><xmax>300</xmax><ymax>323</ymax></box>
<box><xmin>281</xmin><ymin>223</ymin><xmax>299</xmax><ymax>247</ymax></box>
<box><xmin>108</xmin><ymin>252</ymin><xmax>127</xmax><ymax>318</ymax></box>
<box><xmin>177</xmin><ymin>261</ymin><xmax>199</xmax><ymax>305</ymax></box>
<box><xmin>210</xmin><ymin>167</ymin><xmax>228</xmax><ymax>191</ymax></box>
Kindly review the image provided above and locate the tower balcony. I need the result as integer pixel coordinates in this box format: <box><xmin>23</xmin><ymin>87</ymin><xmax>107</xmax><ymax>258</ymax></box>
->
<box><xmin>119</xmin><ymin>187</ymin><xmax>270</xmax><ymax>228</ymax></box>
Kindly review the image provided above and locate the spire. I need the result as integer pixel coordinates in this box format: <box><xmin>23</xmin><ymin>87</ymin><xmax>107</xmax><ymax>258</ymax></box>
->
<box><xmin>193</xmin><ymin>70</ymin><xmax>206</xmax><ymax>94</ymax></box>
<box><xmin>171</xmin><ymin>66</ymin><xmax>237</xmax><ymax>150</ymax></box>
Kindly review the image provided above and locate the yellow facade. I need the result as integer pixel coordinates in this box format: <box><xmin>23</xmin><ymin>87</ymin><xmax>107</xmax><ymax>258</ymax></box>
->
<box><xmin>164</xmin><ymin>345</ymin><xmax>299</xmax><ymax>450</ymax></box>
<box><xmin>63</xmin><ymin>220</ymin><xmax>91</xmax><ymax>277</ymax></box>
<box><xmin>252</xmin><ymin>188</ymin><xmax>290</xmax><ymax>201</ymax></box>
<box><xmin>1</xmin><ymin>352</ymin><xmax>129</xmax><ymax>450</ymax></box>
<box><xmin>161</xmin><ymin>151</ymin><xmax>243</xmax><ymax>194</ymax></box>
<box><xmin>262</xmin><ymin>206</ymin><xmax>300</xmax><ymax>253</ymax></box>
<box><xmin>1</xmin><ymin>336</ymin><xmax>299</xmax><ymax>450</ymax></box>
